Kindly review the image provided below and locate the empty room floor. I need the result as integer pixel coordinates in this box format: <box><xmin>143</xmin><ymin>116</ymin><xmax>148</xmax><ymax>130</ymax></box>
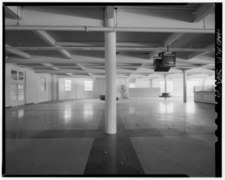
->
<box><xmin>4</xmin><ymin>98</ymin><xmax>216</xmax><ymax>177</ymax></box>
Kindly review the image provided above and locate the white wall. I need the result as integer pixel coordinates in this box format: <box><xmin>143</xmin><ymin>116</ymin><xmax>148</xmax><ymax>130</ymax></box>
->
<box><xmin>58</xmin><ymin>78</ymin><xmax>100</xmax><ymax>100</ymax></box>
<box><xmin>58</xmin><ymin>77</ymin><xmax>127</xmax><ymax>100</ymax></box>
<box><xmin>194</xmin><ymin>92</ymin><xmax>216</xmax><ymax>104</ymax></box>
<box><xmin>135</xmin><ymin>78</ymin><xmax>150</xmax><ymax>88</ymax></box>
<box><xmin>116</xmin><ymin>78</ymin><xmax>126</xmax><ymax>98</ymax></box>
<box><xmin>5</xmin><ymin>63</ymin><xmax>51</xmax><ymax>107</ymax></box>
<box><xmin>152</xmin><ymin>79</ymin><xmax>160</xmax><ymax>88</ymax></box>
<box><xmin>171</xmin><ymin>78</ymin><xmax>183</xmax><ymax>96</ymax></box>
<box><xmin>58</xmin><ymin>78</ymin><xmax>77</xmax><ymax>100</ymax></box>
<box><xmin>27</xmin><ymin>72</ymin><xmax>51</xmax><ymax>103</ymax></box>
<box><xmin>77</xmin><ymin>78</ymin><xmax>95</xmax><ymax>99</ymax></box>
<box><xmin>94</xmin><ymin>78</ymin><xmax>106</xmax><ymax>98</ymax></box>
<box><xmin>129</xmin><ymin>88</ymin><xmax>160</xmax><ymax>98</ymax></box>
<box><xmin>127</xmin><ymin>78</ymin><xmax>160</xmax><ymax>98</ymax></box>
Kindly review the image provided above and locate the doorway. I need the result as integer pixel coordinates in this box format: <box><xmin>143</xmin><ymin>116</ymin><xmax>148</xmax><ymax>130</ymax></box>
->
<box><xmin>10</xmin><ymin>70</ymin><xmax>25</xmax><ymax>106</ymax></box>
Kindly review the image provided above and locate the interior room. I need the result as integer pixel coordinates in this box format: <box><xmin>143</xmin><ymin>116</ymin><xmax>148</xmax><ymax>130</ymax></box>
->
<box><xmin>4</xmin><ymin>3</ymin><xmax>217</xmax><ymax>177</ymax></box>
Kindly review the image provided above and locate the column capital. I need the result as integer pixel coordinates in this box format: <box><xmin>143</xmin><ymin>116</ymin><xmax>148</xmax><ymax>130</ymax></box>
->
<box><xmin>105</xmin><ymin>6</ymin><xmax>115</xmax><ymax>18</ymax></box>
<box><xmin>105</xmin><ymin>6</ymin><xmax>115</xmax><ymax>27</ymax></box>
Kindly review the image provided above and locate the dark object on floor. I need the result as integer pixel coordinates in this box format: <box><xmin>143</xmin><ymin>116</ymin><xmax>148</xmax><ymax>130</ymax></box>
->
<box><xmin>159</xmin><ymin>93</ymin><xmax>171</xmax><ymax>98</ymax></box>
<box><xmin>99</xmin><ymin>95</ymin><xmax>105</xmax><ymax>101</ymax></box>
<box><xmin>99</xmin><ymin>95</ymin><xmax>119</xmax><ymax>101</ymax></box>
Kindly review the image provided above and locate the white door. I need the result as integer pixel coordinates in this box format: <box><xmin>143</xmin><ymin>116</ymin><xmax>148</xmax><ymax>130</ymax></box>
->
<box><xmin>10</xmin><ymin>83</ymin><xmax>18</xmax><ymax>106</ymax></box>
<box><xmin>10</xmin><ymin>70</ymin><xmax>25</xmax><ymax>107</ymax></box>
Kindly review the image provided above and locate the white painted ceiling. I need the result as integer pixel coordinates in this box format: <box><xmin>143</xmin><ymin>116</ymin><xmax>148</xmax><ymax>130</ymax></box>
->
<box><xmin>4</xmin><ymin>4</ymin><xmax>215</xmax><ymax>79</ymax></box>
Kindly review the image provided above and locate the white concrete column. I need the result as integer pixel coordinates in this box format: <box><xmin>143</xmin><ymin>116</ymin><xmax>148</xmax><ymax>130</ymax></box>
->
<box><xmin>51</xmin><ymin>74</ymin><xmax>56</xmax><ymax>101</ymax></box>
<box><xmin>126</xmin><ymin>78</ymin><xmax>130</xmax><ymax>98</ymax></box>
<box><xmin>105</xmin><ymin>6</ymin><xmax>117</xmax><ymax>134</ymax></box>
<box><xmin>182</xmin><ymin>70</ymin><xmax>187</xmax><ymax>103</ymax></box>
<box><xmin>56</xmin><ymin>77</ymin><xmax>59</xmax><ymax>100</ymax></box>
<box><xmin>164</xmin><ymin>75</ymin><xmax>167</xmax><ymax>93</ymax></box>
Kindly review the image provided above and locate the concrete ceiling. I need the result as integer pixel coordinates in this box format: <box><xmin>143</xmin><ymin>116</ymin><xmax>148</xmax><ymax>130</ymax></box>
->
<box><xmin>4</xmin><ymin>4</ymin><xmax>215</xmax><ymax>79</ymax></box>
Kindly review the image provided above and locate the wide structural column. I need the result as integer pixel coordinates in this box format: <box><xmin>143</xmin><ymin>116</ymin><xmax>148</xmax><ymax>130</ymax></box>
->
<box><xmin>182</xmin><ymin>69</ymin><xmax>187</xmax><ymax>103</ymax></box>
<box><xmin>105</xmin><ymin>6</ymin><xmax>117</xmax><ymax>134</ymax></box>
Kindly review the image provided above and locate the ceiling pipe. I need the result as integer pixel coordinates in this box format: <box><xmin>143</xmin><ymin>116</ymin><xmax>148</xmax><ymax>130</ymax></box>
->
<box><xmin>5</xmin><ymin>25</ymin><xmax>215</xmax><ymax>34</ymax></box>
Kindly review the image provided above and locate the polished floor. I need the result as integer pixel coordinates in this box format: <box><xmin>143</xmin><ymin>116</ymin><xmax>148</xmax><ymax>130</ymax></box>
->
<box><xmin>4</xmin><ymin>98</ymin><xmax>216</xmax><ymax>176</ymax></box>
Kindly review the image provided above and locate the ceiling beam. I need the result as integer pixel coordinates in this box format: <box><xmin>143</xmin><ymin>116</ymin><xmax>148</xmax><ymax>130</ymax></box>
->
<box><xmin>187</xmin><ymin>63</ymin><xmax>214</xmax><ymax>70</ymax></box>
<box><xmin>7</xmin><ymin>46</ymin><xmax>215</xmax><ymax>53</ymax></box>
<box><xmin>76</xmin><ymin>63</ymin><xmax>93</xmax><ymax>76</ymax></box>
<box><xmin>163</xmin><ymin>33</ymin><xmax>184</xmax><ymax>47</ymax></box>
<box><xmin>187</xmin><ymin>44</ymin><xmax>215</xmax><ymax>59</ymax></box>
<box><xmin>35</xmin><ymin>69</ymin><xmax>87</xmax><ymax>74</ymax></box>
<box><xmin>6</xmin><ymin>25</ymin><xmax>215</xmax><ymax>34</ymax></box>
<box><xmin>7</xmin><ymin>56</ymin><xmax>102</xmax><ymax>64</ymax></box>
<box><xmin>131</xmin><ymin>33</ymin><xmax>185</xmax><ymax>77</ymax></box>
<box><xmin>59</xmin><ymin>75</ymin><xmax>93</xmax><ymax>78</ymax></box>
<box><xmin>34</xmin><ymin>31</ymin><xmax>93</xmax><ymax>76</ymax></box>
<box><xmin>6</xmin><ymin>55</ymin><xmax>151</xmax><ymax>64</ymax></box>
<box><xmin>33</xmin><ymin>68</ymin><xmax>149</xmax><ymax>74</ymax></box>
<box><xmin>193</xmin><ymin>4</ymin><xmax>214</xmax><ymax>23</ymax></box>
<box><xmin>153</xmin><ymin>34</ymin><xmax>183</xmax><ymax>59</ymax></box>
<box><xmin>34</xmin><ymin>30</ymin><xmax>72</xmax><ymax>59</ymax></box>
<box><xmin>56</xmin><ymin>41</ymin><xmax>163</xmax><ymax>47</ymax></box>
<box><xmin>115</xmin><ymin>5</ymin><xmax>199</xmax><ymax>10</ymax></box>
<box><xmin>5</xmin><ymin>44</ymin><xmax>30</xmax><ymax>59</ymax></box>
<box><xmin>41</xmin><ymin>63</ymin><xmax>59</xmax><ymax>70</ymax></box>
<box><xmin>65</xmin><ymin>73</ymin><xmax>73</xmax><ymax>76</ymax></box>
<box><xmin>148</xmin><ymin>33</ymin><xmax>185</xmax><ymax>59</ymax></box>
<box><xmin>5</xmin><ymin>6</ymin><xmax>22</xmax><ymax>19</ymax></box>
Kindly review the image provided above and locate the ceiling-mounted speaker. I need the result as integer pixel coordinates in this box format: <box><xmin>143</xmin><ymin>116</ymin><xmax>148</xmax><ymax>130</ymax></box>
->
<box><xmin>153</xmin><ymin>57</ymin><xmax>170</xmax><ymax>72</ymax></box>
<box><xmin>159</xmin><ymin>52</ymin><xmax>176</xmax><ymax>67</ymax></box>
<box><xmin>153</xmin><ymin>52</ymin><xmax>176</xmax><ymax>72</ymax></box>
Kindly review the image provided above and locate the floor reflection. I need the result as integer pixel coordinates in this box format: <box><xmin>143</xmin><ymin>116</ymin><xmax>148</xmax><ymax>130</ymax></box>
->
<box><xmin>159</xmin><ymin>102</ymin><xmax>174</xmax><ymax>113</ymax></box>
<box><xmin>83</xmin><ymin>103</ymin><xmax>93</xmax><ymax>120</ymax></box>
<box><xmin>18</xmin><ymin>109</ymin><xmax>24</xmax><ymax>118</ymax></box>
<box><xmin>64</xmin><ymin>104</ymin><xmax>72</xmax><ymax>124</ymax></box>
<box><xmin>129</xmin><ymin>107</ymin><xmax>136</xmax><ymax>114</ymax></box>
<box><xmin>185</xmin><ymin>102</ymin><xmax>195</xmax><ymax>114</ymax></box>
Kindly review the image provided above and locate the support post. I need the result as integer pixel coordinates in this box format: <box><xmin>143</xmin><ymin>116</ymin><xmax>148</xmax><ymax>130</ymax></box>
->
<box><xmin>150</xmin><ymin>79</ymin><xmax>153</xmax><ymax>87</ymax></box>
<box><xmin>164</xmin><ymin>75</ymin><xmax>167</xmax><ymax>93</ymax></box>
<box><xmin>182</xmin><ymin>70</ymin><xmax>187</xmax><ymax>103</ymax></box>
<box><xmin>51</xmin><ymin>74</ymin><xmax>55</xmax><ymax>101</ymax></box>
<box><xmin>51</xmin><ymin>74</ymin><xmax>58</xmax><ymax>101</ymax></box>
<box><xmin>105</xmin><ymin>6</ymin><xmax>117</xmax><ymax>134</ymax></box>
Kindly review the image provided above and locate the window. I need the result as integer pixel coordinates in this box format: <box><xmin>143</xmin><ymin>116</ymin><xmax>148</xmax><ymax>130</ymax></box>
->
<box><xmin>19</xmin><ymin>72</ymin><xmax>24</xmax><ymax>80</ymax></box>
<box><xmin>84</xmin><ymin>80</ymin><xmax>93</xmax><ymax>91</ymax></box>
<box><xmin>11</xmin><ymin>70</ymin><xmax>17</xmax><ymax>80</ymax></box>
<box><xmin>65</xmin><ymin>79</ymin><xmax>72</xmax><ymax>91</ymax></box>
<box><xmin>40</xmin><ymin>77</ymin><xmax>47</xmax><ymax>91</ymax></box>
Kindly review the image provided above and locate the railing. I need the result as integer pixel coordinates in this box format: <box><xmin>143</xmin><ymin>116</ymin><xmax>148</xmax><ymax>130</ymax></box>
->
<box><xmin>194</xmin><ymin>85</ymin><xmax>215</xmax><ymax>92</ymax></box>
